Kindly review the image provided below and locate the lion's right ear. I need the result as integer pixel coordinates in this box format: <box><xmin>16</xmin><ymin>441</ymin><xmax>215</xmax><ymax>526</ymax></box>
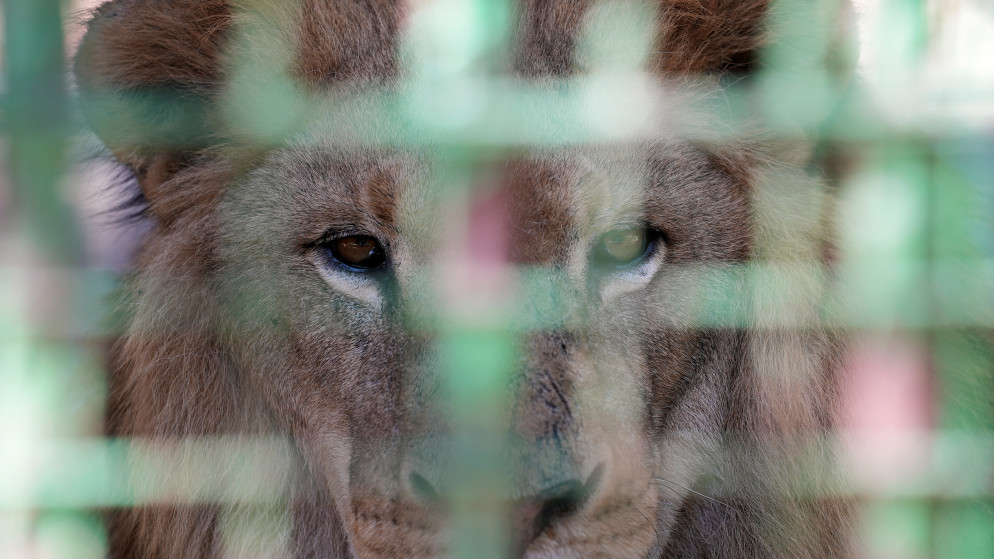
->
<box><xmin>74</xmin><ymin>0</ymin><xmax>233</xmax><ymax>219</ymax></box>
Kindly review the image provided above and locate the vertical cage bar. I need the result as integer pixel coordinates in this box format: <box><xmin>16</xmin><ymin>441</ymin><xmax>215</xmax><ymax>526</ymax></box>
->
<box><xmin>2</xmin><ymin>0</ymin><xmax>101</xmax><ymax>558</ymax></box>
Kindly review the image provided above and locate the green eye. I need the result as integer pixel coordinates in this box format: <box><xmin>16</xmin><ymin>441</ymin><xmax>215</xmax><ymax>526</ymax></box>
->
<box><xmin>593</xmin><ymin>227</ymin><xmax>653</xmax><ymax>268</ymax></box>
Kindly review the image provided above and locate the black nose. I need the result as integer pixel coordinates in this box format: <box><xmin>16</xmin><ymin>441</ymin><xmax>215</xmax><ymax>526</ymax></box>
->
<box><xmin>407</xmin><ymin>464</ymin><xmax>604</xmax><ymax>556</ymax></box>
<box><xmin>508</xmin><ymin>478</ymin><xmax>587</xmax><ymax>558</ymax></box>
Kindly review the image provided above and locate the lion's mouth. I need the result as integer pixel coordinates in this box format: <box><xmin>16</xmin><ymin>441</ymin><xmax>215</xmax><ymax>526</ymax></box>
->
<box><xmin>503</xmin><ymin>461</ymin><xmax>605</xmax><ymax>557</ymax></box>
<box><xmin>346</xmin><ymin>460</ymin><xmax>663</xmax><ymax>558</ymax></box>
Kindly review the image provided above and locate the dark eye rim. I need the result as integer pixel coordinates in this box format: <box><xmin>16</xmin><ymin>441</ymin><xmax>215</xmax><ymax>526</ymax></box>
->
<box><xmin>591</xmin><ymin>226</ymin><xmax>664</xmax><ymax>270</ymax></box>
<box><xmin>315</xmin><ymin>233</ymin><xmax>389</xmax><ymax>273</ymax></box>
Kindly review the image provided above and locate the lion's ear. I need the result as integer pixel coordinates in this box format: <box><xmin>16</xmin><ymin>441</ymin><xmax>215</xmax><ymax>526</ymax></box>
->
<box><xmin>652</xmin><ymin>0</ymin><xmax>856</xmax><ymax>81</ymax></box>
<box><xmin>651</xmin><ymin>0</ymin><xmax>770</xmax><ymax>75</ymax></box>
<box><xmin>74</xmin><ymin>0</ymin><xmax>232</xmax><ymax>218</ymax></box>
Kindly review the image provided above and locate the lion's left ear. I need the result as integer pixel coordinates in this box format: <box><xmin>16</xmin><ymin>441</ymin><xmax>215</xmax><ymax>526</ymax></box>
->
<box><xmin>650</xmin><ymin>0</ymin><xmax>858</xmax><ymax>171</ymax></box>
<box><xmin>651</xmin><ymin>0</ymin><xmax>857</xmax><ymax>82</ymax></box>
<box><xmin>652</xmin><ymin>0</ymin><xmax>772</xmax><ymax>76</ymax></box>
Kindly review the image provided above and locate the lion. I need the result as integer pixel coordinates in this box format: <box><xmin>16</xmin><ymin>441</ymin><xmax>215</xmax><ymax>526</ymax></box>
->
<box><xmin>75</xmin><ymin>0</ymin><xmax>856</xmax><ymax>557</ymax></box>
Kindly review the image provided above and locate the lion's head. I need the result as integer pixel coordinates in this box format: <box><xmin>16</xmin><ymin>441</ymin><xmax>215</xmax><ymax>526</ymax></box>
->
<box><xmin>76</xmin><ymin>1</ymin><xmax>855</xmax><ymax>557</ymax></box>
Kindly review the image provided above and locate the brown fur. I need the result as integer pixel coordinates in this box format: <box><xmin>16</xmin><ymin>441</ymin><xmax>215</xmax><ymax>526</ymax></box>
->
<box><xmin>652</xmin><ymin>0</ymin><xmax>770</xmax><ymax>74</ymax></box>
<box><xmin>77</xmin><ymin>1</ymin><xmax>855</xmax><ymax>557</ymax></box>
<box><xmin>294</xmin><ymin>0</ymin><xmax>401</xmax><ymax>83</ymax></box>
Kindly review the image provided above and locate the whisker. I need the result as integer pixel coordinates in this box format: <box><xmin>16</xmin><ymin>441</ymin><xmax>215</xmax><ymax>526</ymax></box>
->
<box><xmin>650</xmin><ymin>477</ymin><xmax>730</xmax><ymax>508</ymax></box>
<box><xmin>633</xmin><ymin>504</ymin><xmax>654</xmax><ymax>530</ymax></box>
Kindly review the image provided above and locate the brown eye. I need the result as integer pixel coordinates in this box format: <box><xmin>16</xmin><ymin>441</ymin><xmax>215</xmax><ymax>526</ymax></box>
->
<box><xmin>327</xmin><ymin>235</ymin><xmax>387</xmax><ymax>270</ymax></box>
<box><xmin>593</xmin><ymin>227</ymin><xmax>652</xmax><ymax>267</ymax></box>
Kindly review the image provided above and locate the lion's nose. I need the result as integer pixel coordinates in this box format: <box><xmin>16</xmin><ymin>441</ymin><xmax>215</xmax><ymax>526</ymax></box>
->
<box><xmin>407</xmin><ymin>464</ymin><xmax>604</xmax><ymax>557</ymax></box>
<box><xmin>508</xmin><ymin>478</ymin><xmax>587</xmax><ymax>558</ymax></box>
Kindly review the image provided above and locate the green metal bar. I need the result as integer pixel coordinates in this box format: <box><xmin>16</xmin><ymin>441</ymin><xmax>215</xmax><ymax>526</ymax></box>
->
<box><xmin>4</xmin><ymin>0</ymin><xmax>74</xmax><ymax>262</ymax></box>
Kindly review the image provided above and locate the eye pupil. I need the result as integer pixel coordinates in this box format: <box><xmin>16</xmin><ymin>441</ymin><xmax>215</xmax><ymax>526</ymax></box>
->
<box><xmin>595</xmin><ymin>228</ymin><xmax>651</xmax><ymax>267</ymax></box>
<box><xmin>329</xmin><ymin>235</ymin><xmax>386</xmax><ymax>270</ymax></box>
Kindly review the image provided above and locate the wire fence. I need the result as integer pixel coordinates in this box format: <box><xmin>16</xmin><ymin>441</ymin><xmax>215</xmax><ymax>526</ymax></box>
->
<box><xmin>1</xmin><ymin>0</ymin><xmax>993</xmax><ymax>557</ymax></box>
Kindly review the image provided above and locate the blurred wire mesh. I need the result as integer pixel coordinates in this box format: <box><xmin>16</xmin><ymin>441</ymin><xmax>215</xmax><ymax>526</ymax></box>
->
<box><xmin>1</xmin><ymin>0</ymin><xmax>992</xmax><ymax>558</ymax></box>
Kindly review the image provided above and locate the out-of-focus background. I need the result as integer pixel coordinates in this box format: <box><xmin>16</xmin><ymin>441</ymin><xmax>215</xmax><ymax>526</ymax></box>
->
<box><xmin>1</xmin><ymin>0</ymin><xmax>992</xmax><ymax>558</ymax></box>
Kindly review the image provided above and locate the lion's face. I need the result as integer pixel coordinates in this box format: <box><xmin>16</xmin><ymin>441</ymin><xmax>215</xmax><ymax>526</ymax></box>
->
<box><xmin>216</xmin><ymin>137</ymin><xmax>750</xmax><ymax>556</ymax></box>
<box><xmin>77</xmin><ymin>0</ymin><xmax>854</xmax><ymax>557</ymax></box>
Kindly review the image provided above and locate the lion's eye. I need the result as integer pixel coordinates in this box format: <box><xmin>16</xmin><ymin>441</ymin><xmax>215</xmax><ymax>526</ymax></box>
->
<box><xmin>593</xmin><ymin>227</ymin><xmax>653</xmax><ymax>268</ymax></box>
<box><xmin>326</xmin><ymin>235</ymin><xmax>387</xmax><ymax>270</ymax></box>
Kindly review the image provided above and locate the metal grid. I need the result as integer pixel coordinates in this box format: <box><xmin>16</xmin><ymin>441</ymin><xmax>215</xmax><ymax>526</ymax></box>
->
<box><xmin>1</xmin><ymin>0</ymin><xmax>992</xmax><ymax>557</ymax></box>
